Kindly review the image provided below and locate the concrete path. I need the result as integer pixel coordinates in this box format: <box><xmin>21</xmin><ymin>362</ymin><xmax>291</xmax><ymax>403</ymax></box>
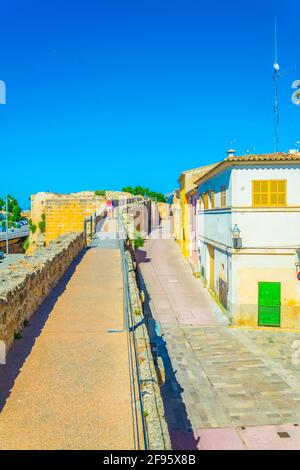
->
<box><xmin>136</xmin><ymin>222</ymin><xmax>300</xmax><ymax>450</ymax></box>
<box><xmin>0</xmin><ymin>238</ymin><xmax>135</xmax><ymax>449</ymax></box>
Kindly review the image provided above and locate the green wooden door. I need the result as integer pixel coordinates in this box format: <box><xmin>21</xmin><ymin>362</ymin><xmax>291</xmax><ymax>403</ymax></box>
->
<box><xmin>258</xmin><ymin>282</ymin><xmax>281</xmax><ymax>327</ymax></box>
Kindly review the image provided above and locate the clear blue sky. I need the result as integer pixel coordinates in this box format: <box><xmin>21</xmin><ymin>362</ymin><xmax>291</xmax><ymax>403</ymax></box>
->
<box><xmin>0</xmin><ymin>0</ymin><xmax>299</xmax><ymax>208</ymax></box>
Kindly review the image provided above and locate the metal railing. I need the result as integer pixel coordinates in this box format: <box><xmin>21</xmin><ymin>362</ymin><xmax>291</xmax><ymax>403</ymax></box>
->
<box><xmin>119</xmin><ymin>217</ymin><xmax>149</xmax><ymax>450</ymax></box>
<box><xmin>83</xmin><ymin>213</ymin><xmax>99</xmax><ymax>244</ymax></box>
<box><xmin>0</xmin><ymin>226</ymin><xmax>29</xmax><ymax>242</ymax></box>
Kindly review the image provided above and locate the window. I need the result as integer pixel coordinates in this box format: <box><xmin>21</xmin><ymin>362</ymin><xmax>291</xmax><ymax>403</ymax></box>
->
<box><xmin>252</xmin><ymin>180</ymin><xmax>286</xmax><ymax>207</ymax></box>
<box><xmin>209</xmin><ymin>190</ymin><xmax>215</xmax><ymax>209</ymax></box>
<box><xmin>220</xmin><ymin>185</ymin><xmax>226</xmax><ymax>208</ymax></box>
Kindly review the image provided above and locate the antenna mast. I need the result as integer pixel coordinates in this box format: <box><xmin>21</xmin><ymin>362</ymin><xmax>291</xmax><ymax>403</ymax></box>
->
<box><xmin>273</xmin><ymin>18</ymin><xmax>280</xmax><ymax>152</ymax></box>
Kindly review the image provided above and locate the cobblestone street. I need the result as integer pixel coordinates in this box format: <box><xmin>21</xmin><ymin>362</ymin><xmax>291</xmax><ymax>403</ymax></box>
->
<box><xmin>137</xmin><ymin>225</ymin><xmax>300</xmax><ymax>449</ymax></box>
<box><xmin>163</xmin><ymin>325</ymin><xmax>300</xmax><ymax>428</ymax></box>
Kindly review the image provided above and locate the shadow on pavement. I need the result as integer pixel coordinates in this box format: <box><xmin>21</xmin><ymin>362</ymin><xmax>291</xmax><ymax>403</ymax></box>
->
<box><xmin>135</xmin><ymin>248</ymin><xmax>199</xmax><ymax>450</ymax></box>
<box><xmin>0</xmin><ymin>249</ymin><xmax>86</xmax><ymax>412</ymax></box>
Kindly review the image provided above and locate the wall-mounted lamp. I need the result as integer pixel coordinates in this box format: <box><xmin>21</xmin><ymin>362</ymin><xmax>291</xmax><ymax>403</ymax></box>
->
<box><xmin>295</xmin><ymin>252</ymin><xmax>300</xmax><ymax>272</ymax></box>
<box><xmin>232</xmin><ymin>224</ymin><xmax>242</xmax><ymax>249</ymax></box>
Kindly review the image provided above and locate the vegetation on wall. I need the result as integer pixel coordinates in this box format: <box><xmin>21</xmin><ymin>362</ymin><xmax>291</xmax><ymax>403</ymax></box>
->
<box><xmin>29</xmin><ymin>218</ymin><xmax>37</xmax><ymax>234</ymax></box>
<box><xmin>23</xmin><ymin>237</ymin><xmax>30</xmax><ymax>251</ymax></box>
<box><xmin>38</xmin><ymin>213</ymin><xmax>46</xmax><ymax>233</ymax></box>
<box><xmin>133</xmin><ymin>231</ymin><xmax>145</xmax><ymax>249</ymax></box>
<box><xmin>95</xmin><ymin>190</ymin><xmax>106</xmax><ymax>197</ymax></box>
<box><xmin>122</xmin><ymin>186</ymin><xmax>166</xmax><ymax>203</ymax></box>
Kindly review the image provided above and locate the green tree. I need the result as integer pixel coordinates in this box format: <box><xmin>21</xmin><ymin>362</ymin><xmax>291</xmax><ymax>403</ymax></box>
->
<box><xmin>122</xmin><ymin>186</ymin><xmax>134</xmax><ymax>194</ymax></box>
<box><xmin>11</xmin><ymin>204</ymin><xmax>22</xmax><ymax>222</ymax></box>
<box><xmin>121</xmin><ymin>186</ymin><xmax>166</xmax><ymax>203</ymax></box>
<box><xmin>0</xmin><ymin>195</ymin><xmax>23</xmax><ymax>227</ymax></box>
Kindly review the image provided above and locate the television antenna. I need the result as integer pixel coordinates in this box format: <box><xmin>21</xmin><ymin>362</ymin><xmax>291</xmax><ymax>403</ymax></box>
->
<box><xmin>273</xmin><ymin>17</ymin><xmax>280</xmax><ymax>153</ymax></box>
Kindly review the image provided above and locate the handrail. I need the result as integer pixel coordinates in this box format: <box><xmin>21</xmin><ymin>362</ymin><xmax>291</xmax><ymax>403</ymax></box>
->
<box><xmin>118</xmin><ymin>217</ymin><xmax>149</xmax><ymax>450</ymax></box>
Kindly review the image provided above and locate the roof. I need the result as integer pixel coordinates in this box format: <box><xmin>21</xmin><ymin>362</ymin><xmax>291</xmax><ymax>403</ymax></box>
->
<box><xmin>194</xmin><ymin>152</ymin><xmax>300</xmax><ymax>185</ymax></box>
<box><xmin>180</xmin><ymin>163</ymin><xmax>218</xmax><ymax>176</ymax></box>
<box><xmin>226</xmin><ymin>152</ymin><xmax>300</xmax><ymax>162</ymax></box>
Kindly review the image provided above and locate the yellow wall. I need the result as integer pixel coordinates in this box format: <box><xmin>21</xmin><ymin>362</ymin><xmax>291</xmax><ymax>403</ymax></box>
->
<box><xmin>157</xmin><ymin>202</ymin><xmax>170</xmax><ymax>220</ymax></box>
<box><xmin>179</xmin><ymin>171</ymin><xmax>201</xmax><ymax>258</ymax></box>
<box><xmin>172</xmin><ymin>191</ymin><xmax>181</xmax><ymax>243</ymax></box>
<box><xmin>28</xmin><ymin>192</ymin><xmax>107</xmax><ymax>252</ymax></box>
<box><xmin>44</xmin><ymin>198</ymin><xmax>106</xmax><ymax>244</ymax></box>
<box><xmin>179</xmin><ymin>186</ymin><xmax>190</xmax><ymax>257</ymax></box>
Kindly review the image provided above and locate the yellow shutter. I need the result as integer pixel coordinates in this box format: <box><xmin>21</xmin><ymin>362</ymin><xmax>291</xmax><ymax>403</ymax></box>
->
<box><xmin>209</xmin><ymin>190</ymin><xmax>215</xmax><ymax>209</ymax></box>
<box><xmin>203</xmin><ymin>193</ymin><xmax>209</xmax><ymax>210</ymax></box>
<box><xmin>252</xmin><ymin>180</ymin><xmax>287</xmax><ymax>207</ymax></box>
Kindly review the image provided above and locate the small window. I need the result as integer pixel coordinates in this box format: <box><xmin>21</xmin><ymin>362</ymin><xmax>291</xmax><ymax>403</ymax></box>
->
<box><xmin>209</xmin><ymin>190</ymin><xmax>215</xmax><ymax>209</ymax></box>
<box><xmin>252</xmin><ymin>180</ymin><xmax>286</xmax><ymax>207</ymax></box>
<box><xmin>220</xmin><ymin>185</ymin><xmax>226</xmax><ymax>208</ymax></box>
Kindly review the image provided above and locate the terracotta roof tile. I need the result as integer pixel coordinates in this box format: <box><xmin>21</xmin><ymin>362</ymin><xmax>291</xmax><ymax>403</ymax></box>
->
<box><xmin>225</xmin><ymin>152</ymin><xmax>300</xmax><ymax>162</ymax></box>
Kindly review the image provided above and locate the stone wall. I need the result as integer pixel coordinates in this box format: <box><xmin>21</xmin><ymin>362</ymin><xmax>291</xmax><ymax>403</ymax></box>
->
<box><xmin>0</xmin><ymin>233</ymin><xmax>85</xmax><ymax>349</ymax></box>
<box><xmin>125</xmin><ymin>250</ymin><xmax>171</xmax><ymax>450</ymax></box>
<box><xmin>44</xmin><ymin>197</ymin><xmax>106</xmax><ymax>245</ymax></box>
<box><xmin>28</xmin><ymin>192</ymin><xmax>107</xmax><ymax>252</ymax></box>
<box><xmin>122</xmin><ymin>200</ymin><xmax>160</xmax><ymax>238</ymax></box>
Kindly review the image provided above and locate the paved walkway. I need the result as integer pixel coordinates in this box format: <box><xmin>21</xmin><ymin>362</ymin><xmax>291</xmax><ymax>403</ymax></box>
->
<box><xmin>0</xmin><ymin>254</ymin><xmax>25</xmax><ymax>271</ymax></box>
<box><xmin>136</xmin><ymin>222</ymin><xmax>300</xmax><ymax>450</ymax></box>
<box><xmin>0</xmin><ymin>233</ymin><xmax>135</xmax><ymax>449</ymax></box>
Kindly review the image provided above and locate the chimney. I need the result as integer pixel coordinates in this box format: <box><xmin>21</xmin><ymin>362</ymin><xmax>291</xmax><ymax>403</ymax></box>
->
<box><xmin>226</xmin><ymin>148</ymin><xmax>236</xmax><ymax>158</ymax></box>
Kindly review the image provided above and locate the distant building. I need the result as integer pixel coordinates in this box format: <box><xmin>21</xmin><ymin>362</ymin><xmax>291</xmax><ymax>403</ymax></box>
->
<box><xmin>165</xmin><ymin>192</ymin><xmax>175</xmax><ymax>205</ymax></box>
<box><xmin>177</xmin><ymin>164</ymin><xmax>216</xmax><ymax>261</ymax></box>
<box><xmin>172</xmin><ymin>190</ymin><xmax>181</xmax><ymax>244</ymax></box>
<box><xmin>196</xmin><ymin>150</ymin><xmax>300</xmax><ymax>329</ymax></box>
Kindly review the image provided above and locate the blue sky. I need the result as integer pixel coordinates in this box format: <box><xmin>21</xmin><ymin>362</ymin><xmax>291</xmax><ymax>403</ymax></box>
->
<box><xmin>0</xmin><ymin>0</ymin><xmax>299</xmax><ymax>208</ymax></box>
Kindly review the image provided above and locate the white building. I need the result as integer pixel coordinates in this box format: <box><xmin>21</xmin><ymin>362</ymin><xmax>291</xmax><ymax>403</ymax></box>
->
<box><xmin>196</xmin><ymin>151</ymin><xmax>300</xmax><ymax>329</ymax></box>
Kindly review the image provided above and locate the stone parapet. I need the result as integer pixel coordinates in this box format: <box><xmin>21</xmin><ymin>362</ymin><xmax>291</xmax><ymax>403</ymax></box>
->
<box><xmin>0</xmin><ymin>233</ymin><xmax>85</xmax><ymax>349</ymax></box>
<box><xmin>125</xmin><ymin>250</ymin><xmax>171</xmax><ymax>450</ymax></box>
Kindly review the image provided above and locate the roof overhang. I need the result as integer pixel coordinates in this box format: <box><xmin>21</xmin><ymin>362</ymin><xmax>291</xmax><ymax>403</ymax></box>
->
<box><xmin>194</xmin><ymin>154</ymin><xmax>300</xmax><ymax>186</ymax></box>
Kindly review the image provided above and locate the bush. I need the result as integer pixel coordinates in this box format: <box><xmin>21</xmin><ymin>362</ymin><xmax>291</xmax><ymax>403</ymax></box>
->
<box><xmin>133</xmin><ymin>232</ymin><xmax>145</xmax><ymax>249</ymax></box>
<box><xmin>23</xmin><ymin>237</ymin><xmax>29</xmax><ymax>251</ymax></box>
<box><xmin>95</xmin><ymin>190</ymin><xmax>106</xmax><ymax>197</ymax></box>
<box><xmin>28</xmin><ymin>219</ymin><xmax>37</xmax><ymax>234</ymax></box>
<box><xmin>38</xmin><ymin>213</ymin><xmax>46</xmax><ymax>233</ymax></box>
